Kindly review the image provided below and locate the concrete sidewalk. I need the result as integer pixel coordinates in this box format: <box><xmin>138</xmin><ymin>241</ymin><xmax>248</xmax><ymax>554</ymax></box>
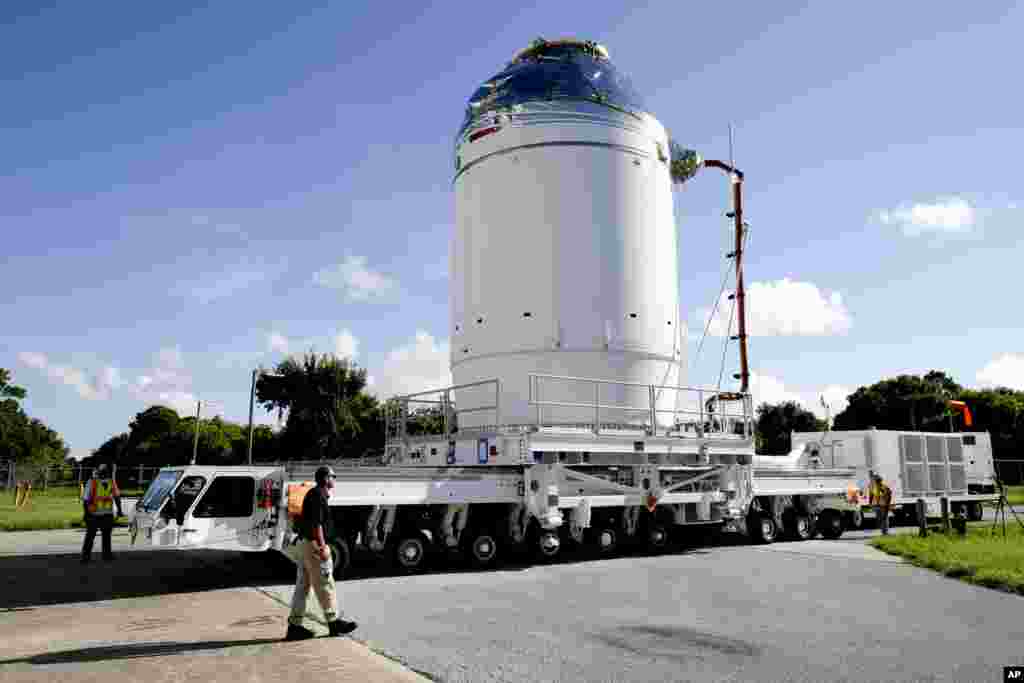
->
<box><xmin>0</xmin><ymin>586</ymin><xmax>431</xmax><ymax>682</ymax></box>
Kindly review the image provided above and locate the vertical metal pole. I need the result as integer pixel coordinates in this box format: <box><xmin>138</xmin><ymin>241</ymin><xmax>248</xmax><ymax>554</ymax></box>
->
<box><xmin>649</xmin><ymin>385</ymin><xmax>657</xmax><ymax>436</ymax></box>
<box><xmin>191</xmin><ymin>401</ymin><xmax>202</xmax><ymax>465</ymax></box>
<box><xmin>442</xmin><ymin>391</ymin><xmax>449</xmax><ymax>439</ymax></box>
<box><xmin>917</xmin><ymin>498</ymin><xmax>927</xmax><ymax>537</ymax></box>
<box><xmin>535</xmin><ymin>376</ymin><xmax>542</xmax><ymax>427</ymax></box>
<box><xmin>594</xmin><ymin>382</ymin><xmax>600</xmax><ymax>435</ymax></box>
<box><xmin>940</xmin><ymin>497</ymin><xmax>950</xmax><ymax>533</ymax></box>
<box><xmin>698</xmin><ymin>390</ymin><xmax>704</xmax><ymax>437</ymax></box>
<box><xmin>732</xmin><ymin>172</ymin><xmax>749</xmax><ymax>394</ymax></box>
<box><xmin>247</xmin><ymin>369</ymin><xmax>257</xmax><ymax>465</ymax></box>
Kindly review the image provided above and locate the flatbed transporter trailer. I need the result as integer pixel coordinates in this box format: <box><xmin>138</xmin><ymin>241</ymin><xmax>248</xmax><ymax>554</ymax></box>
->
<box><xmin>130</xmin><ymin>373</ymin><xmax>861</xmax><ymax>577</ymax></box>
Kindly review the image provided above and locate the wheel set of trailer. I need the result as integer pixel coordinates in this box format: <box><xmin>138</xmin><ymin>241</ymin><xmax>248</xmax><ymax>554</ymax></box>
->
<box><xmin>315</xmin><ymin>504</ymin><xmax>733</xmax><ymax>579</ymax></box>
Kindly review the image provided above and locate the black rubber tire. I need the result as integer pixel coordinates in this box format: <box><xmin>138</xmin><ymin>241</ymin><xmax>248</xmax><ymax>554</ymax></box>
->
<box><xmin>587</xmin><ymin>526</ymin><xmax>619</xmax><ymax>556</ymax></box>
<box><xmin>785</xmin><ymin>513</ymin><xmax>815</xmax><ymax>541</ymax></box>
<box><xmin>534</xmin><ymin>529</ymin><xmax>561</xmax><ymax>563</ymax></box>
<box><xmin>329</xmin><ymin>538</ymin><xmax>351</xmax><ymax>580</ymax></box>
<box><xmin>393</xmin><ymin>533</ymin><xmax>430</xmax><ymax>573</ymax></box>
<box><xmin>747</xmin><ymin>513</ymin><xmax>778</xmax><ymax>544</ymax></box>
<box><xmin>967</xmin><ymin>502</ymin><xmax>984</xmax><ymax>522</ymax></box>
<box><xmin>644</xmin><ymin>523</ymin><xmax>671</xmax><ymax>554</ymax></box>
<box><xmin>465</xmin><ymin>528</ymin><xmax>500</xmax><ymax>569</ymax></box>
<box><xmin>818</xmin><ymin>510</ymin><xmax>844</xmax><ymax>540</ymax></box>
<box><xmin>842</xmin><ymin>508</ymin><xmax>864</xmax><ymax>530</ymax></box>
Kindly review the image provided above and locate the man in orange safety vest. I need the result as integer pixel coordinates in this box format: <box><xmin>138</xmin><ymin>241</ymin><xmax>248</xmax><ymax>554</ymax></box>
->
<box><xmin>868</xmin><ymin>472</ymin><xmax>893</xmax><ymax>535</ymax></box>
<box><xmin>81</xmin><ymin>463</ymin><xmax>123</xmax><ymax>564</ymax></box>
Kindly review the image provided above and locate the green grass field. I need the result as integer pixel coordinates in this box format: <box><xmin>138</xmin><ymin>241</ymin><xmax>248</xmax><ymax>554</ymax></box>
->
<box><xmin>871</xmin><ymin>522</ymin><xmax>1024</xmax><ymax>595</ymax></box>
<box><xmin>0</xmin><ymin>486</ymin><xmax>141</xmax><ymax>532</ymax></box>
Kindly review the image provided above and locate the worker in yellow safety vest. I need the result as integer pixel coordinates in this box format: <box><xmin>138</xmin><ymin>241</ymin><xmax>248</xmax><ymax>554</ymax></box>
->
<box><xmin>81</xmin><ymin>463</ymin><xmax>123</xmax><ymax>564</ymax></box>
<box><xmin>868</xmin><ymin>472</ymin><xmax>893</xmax><ymax>535</ymax></box>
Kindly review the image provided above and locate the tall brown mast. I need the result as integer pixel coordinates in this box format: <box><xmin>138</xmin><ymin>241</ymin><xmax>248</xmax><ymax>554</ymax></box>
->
<box><xmin>701</xmin><ymin>160</ymin><xmax>748</xmax><ymax>393</ymax></box>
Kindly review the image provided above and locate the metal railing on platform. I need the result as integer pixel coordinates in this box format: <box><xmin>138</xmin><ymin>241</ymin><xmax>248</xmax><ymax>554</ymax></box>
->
<box><xmin>528</xmin><ymin>373</ymin><xmax>753</xmax><ymax>439</ymax></box>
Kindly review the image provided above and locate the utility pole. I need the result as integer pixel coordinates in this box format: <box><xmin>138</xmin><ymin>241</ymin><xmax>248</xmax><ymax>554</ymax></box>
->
<box><xmin>247</xmin><ymin>369</ymin><xmax>257</xmax><ymax>465</ymax></box>
<box><xmin>191</xmin><ymin>400</ymin><xmax>202</xmax><ymax>465</ymax></box>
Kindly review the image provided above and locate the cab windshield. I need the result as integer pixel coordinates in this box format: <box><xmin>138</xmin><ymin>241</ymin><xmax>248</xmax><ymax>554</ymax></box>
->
<box><xmin>137</xmin><ymin>470</ymin><xmax>182</xmax><ymax>512</ymax></box>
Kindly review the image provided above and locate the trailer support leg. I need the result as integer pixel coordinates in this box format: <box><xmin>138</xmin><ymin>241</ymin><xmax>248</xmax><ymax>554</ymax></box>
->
<box><xmin>366</xmin><ymin>505</ymin><xmax>397</xmax><ymax>552</ymax></box>
<box><xmin>568</xmin><ymin>499</ymin><xmax>591</xmax><ymax>544</ymax></box>
<box><xmin>441</xmin><ymin>504</ymin><xmax>470</xmax><ymax>549</ymax></box>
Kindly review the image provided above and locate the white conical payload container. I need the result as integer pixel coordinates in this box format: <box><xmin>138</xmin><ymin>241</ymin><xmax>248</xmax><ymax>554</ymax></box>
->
<box><xmin>450</xmin><ymin>39</ymin><xmax>685</xmax><ymax>430</ymax></box>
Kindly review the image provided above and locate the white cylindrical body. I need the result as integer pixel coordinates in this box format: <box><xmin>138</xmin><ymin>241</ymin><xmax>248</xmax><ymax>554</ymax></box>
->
<box><xmin>451</xmin><ymin>99</ymin><xmax>684</xmax><ymax>429</ymax></box>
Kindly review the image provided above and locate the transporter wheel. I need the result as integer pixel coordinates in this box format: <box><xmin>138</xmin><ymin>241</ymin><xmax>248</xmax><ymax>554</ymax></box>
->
<box><xmin>534</xmin><ymin>529</ymin><xmax>561</xmax><ymax>563</ymax></box>
<box><xmin>818</xmin><ymin>510</ymin><xmax>844</xmax><ymax>540</ymax></box>
<box><xmin>393</xmin><ymin>533</ymin><xmax>430</xmax><ymax>573</ymax></box>
<box><xmin>844</xmin><ymin>509</ymin><xmax>864</xmax><ymax>530</ymax></box>
<box><xmin>747</xmin><ymin>513</ymin><xmax>778</xmax><ymax>544</ymax></box>
<box><xmin>644</xmin><ymin>523</ymin><xmax>670</xmax><ymax>554</ymax></box>
<box><xmin>588</xmin><ymin>527</ymin><xmax>619</xmax><ymax>556</ymax></box>
<box><xmin>329</xmin><ymin>538</ymin><xmax>352</xmax><ymax>580</ymax></box>
<box><xmin>465</xmin><ymin>529</ymin><xmax>500</xmax><ymax>569</ymax></box>
<box><xmin>785</xmin><ymin>513</ymin><xmax>815</xmax><ymax>541</ymax></box>
<box><xmin>967</xmin><ymin>502</ymin><xmax>984</xmax><ymax>522</ymax></box>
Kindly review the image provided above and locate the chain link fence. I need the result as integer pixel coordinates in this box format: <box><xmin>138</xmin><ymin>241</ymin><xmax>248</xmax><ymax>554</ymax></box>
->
<box><xmin>1</xmin><ymin>461</ymin><xmax>170</xmax><ymax>495</ymax></box>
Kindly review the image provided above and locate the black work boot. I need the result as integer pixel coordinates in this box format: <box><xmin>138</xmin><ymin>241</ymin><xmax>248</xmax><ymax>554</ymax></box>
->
<box><xmin>285</xmin><ymin>623</ymin><xmax>316</xmax><ymax>641</ymax></box>
<box><xmin>327</xmin><ymin>619</ymin><xmax>358</xmax><ymax>636</ymax></box>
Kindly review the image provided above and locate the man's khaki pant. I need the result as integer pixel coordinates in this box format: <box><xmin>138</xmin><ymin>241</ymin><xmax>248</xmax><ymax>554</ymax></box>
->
<box><xmin>288</xmin><ymin>540</ymin><xmax>338</xmax><ymax>626</ymax></box>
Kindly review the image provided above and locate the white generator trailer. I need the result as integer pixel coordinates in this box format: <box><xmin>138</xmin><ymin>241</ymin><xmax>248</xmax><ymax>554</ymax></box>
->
<box><xmin>788</xmin><ymin>429</ymin><xmax>999</xmax><ymax>525</ymax></box>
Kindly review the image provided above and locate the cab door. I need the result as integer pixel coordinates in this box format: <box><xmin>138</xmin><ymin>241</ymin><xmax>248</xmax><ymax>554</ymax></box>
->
<box><xmin>180</xmin><ymin>474</ymin><xmax>269</xmax><ymax>551</ymax></box>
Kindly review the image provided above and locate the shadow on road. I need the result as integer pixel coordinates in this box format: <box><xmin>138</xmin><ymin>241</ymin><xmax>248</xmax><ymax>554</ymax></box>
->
<box><xmin>0</xmin><ymin>639</ymin><xmax>283</xmax><ymax>665</ymax></box>
<box><xmin>0</xmin><ymin>533</ymin><xmax>719</xmax><ymax>609</ymax></box>
<box><xmin>0</xmin><ymin>549</ymin><xmax>296</xmax><ymax>610</ymax></box>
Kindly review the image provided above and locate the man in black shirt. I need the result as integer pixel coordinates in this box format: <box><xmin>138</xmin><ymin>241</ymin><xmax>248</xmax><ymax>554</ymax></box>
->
<box><xmin>285</xmin><ymin>466</ymin><xmax>358</xmax><ymax>640</ymax></box>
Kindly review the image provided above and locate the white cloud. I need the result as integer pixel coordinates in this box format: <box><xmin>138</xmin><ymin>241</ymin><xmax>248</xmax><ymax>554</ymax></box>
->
<box><xmin>17</xmin><ymin>351</ymin><xmax>120</xmax><ymax>401</ymax></box>
<box><xmin>369</xmin><ymin>331</ymin><xmax>451</xmax><ymax>399</ymax></box>
<box><xmin>697</xmin><ymin>278</ymin><xmax>851</xmax><ymax>337</ymax></box>
<box><xmin>266</xmin><ymin>329</ymin><xmax>360</xmax><ymax>360</ymax></box>
<box><xmin>131</xmin><ymin>347</ymin><xmax>196</xmax><ymax>415</ymax></box>
<box><xmin>334</xmin><ymin>330</ymin><xmax>359</xmax><ymax>359</ymax></box>
<box><xmin>750</xmin><ymin>371</ymin><xmax>851</xmax><ymax>421</ymax></box>
<box><xmin>876</xmin><ymin>197</ymin><xmax>976</xmax><ymax>236</ymax></box>
<box><xmin>17</xmin><ymin>351</ymin><xmax>47</xmax><ymax>370</ymax></box>
<box><xmin>976</xmin><ymin>353</ymin><xmax>1024</xmax><ymax>390</ymax></box>
<box><xmin>314</xmin><ymin>254</ymin><xmax>399</xmax><ymax>302</ymax></box>
<box><xmin>268</xmin><ymin>332</ymin><xmax>290</xmax><ymax>354</ymax></box>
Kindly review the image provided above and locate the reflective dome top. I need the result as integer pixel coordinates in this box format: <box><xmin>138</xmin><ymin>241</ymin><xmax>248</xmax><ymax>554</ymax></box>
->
<box><xmin>458</xmin><ymin>38</ymin><xmax>648</xmax><ymax>138</ymax></box>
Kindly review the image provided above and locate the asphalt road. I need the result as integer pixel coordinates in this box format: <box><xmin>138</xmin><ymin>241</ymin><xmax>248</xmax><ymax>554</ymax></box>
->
<box><xmin>268</xmin><ymin>519</ymin><xmax>1022</xmax><ymax>683</ymax></box>
<box><xmin>2</xmin><ymin>510</ymin><xmax>1022</xmax><ymax>682</ymax></box>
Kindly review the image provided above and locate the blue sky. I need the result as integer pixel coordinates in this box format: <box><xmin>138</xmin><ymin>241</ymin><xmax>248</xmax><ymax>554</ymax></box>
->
<box><xmin>3</xmin><ymin>2</ymin><xmax>1022</xmax><ymax>459</ymax></box>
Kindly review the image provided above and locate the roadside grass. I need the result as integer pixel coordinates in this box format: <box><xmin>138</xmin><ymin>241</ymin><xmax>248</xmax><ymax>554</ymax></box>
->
<box><xmin>871</xmin><ymin>522</ymin><xmax>1024</xmax><ymax>596</ymax></box>
<box><xmin>0</xmin><ymin>486</ymin><xmax>142</xmax><ymax>532</ymax></box>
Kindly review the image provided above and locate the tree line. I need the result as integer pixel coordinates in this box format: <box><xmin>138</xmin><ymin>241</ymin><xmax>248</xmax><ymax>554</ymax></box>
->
<box><xmin>755</xmin><ymin>370</ymin><xmax>1024</xmax><ymax>459</ymax></box>
<box><xmin>0</xmin><ymin>369</ymin><xmax>69</xmax><ymax>466</ymax></box>
<box><xmin>3</xmin><ymin>361</ymin><xmax>1021</xmax><ymax>472</ymax></box>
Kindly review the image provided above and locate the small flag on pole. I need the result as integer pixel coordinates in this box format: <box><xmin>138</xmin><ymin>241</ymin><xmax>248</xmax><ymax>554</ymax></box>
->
<box><xmin>948</xmin><ymin>400</ymin><xmax>973</xmax><ymax>427</ymax></box>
